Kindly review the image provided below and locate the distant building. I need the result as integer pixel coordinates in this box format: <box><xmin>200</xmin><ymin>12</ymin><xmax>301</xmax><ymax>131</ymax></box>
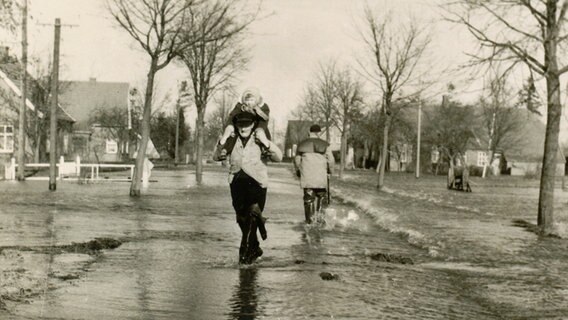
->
<box><xmin>463</xmin><ymin>109</ymin><xmax>565</xmax><ymax>176</ymax></box>
<box><xmin>283</xmin><ymin>120</ymin><xmax>341</xmax><ymax>159</ymax></box>
<box><xmin>59</xmin><ymin>78</ymin><xmax>133</xmax><ymax>162</ymax></box>
<box><xmin>0</xmin><ymin>47</ymin><xmax>75</xmax><ymax>172</ymax></box>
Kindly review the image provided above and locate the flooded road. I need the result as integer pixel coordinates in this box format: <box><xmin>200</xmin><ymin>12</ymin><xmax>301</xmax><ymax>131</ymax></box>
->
<box><xmin>1</xmin><ymin>165</ymin><xmax>567</xmax><ymax>319</ymax></box>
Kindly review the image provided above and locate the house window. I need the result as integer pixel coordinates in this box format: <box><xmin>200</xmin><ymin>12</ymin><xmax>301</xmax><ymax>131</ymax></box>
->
<box><xmin>106</xmin><ymin>139</ymin><xmax>118</xmax><ymax>154</ymax></box>
<box><xmin>0</xmin><ymin>125</ymin><xmax>14</xmax><ymax>153</ymax></box>
<box><xmin>477</xmin><ymin>151</ymin><xmax>488</xmax><ymax>166</ymax></box>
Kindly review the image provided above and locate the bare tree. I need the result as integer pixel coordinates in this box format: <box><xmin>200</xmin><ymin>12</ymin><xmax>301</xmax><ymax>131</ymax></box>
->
<box><xmin>423</xmin><ymin>96</ymin><xmax>476</xmax><ymax>172</ymax></box>
<box><xmin>108</xmin><ymin>0</ymin><xmax>204</xmax><ymax>195</ymax></box>
<box><xmin>292</xmin><ymin>85</ymin><xmax>322</xmax><ymax>122</ymax></box>
<box><xmin>179</xmin><ymin>0</ymin><xmax>252</xmax><ymax>184</ymax></box>
<box><xmin>350</xmin><ymin>102</ymin><xmax>381</xmax><ymax>169</ymax></box>
<box><xmin>478</xmin><ymin>73</ymin><xmax>524</xmax><ymax>177</ymax></box>
<box><xmin>208</xmin><ymin>90</ymin><xmax>236</xmax><ymax>138</ymax></box>
<box><xmin>313</xmin><ymin>61</ymin><xmax>338</xmax><ymax>143</ymax></box>
<box><xmin>359</xmin><ymin>8</ymin><xmax>430</xmax><ymax>189</ymax></box>
<box><xmin>294</xmin><ymin>60</ymin><xmax>339</xmax><ymax>145</ymax></box>
<box><xmin>447</xmin><ymin>0</ymin><xmax>568</xmax><ymax>234</ymax></box>
<box><xmin>333</xmin><ymin>68</ymin><xmax>364</xmax><ymax>178</ymax></box>
<box><xmin>204</xmin><ymin>91</ymin><xmax>235</xmax><ymax>154</ymax></box>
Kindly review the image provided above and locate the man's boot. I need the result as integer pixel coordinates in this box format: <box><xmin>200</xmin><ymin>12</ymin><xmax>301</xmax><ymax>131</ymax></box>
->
<box><xmin>239</xmin><ymin>214</ymin><xmax>262</xmax><ymax>264</ymax></box>
<box><xmin>250</xmin><ymin>204</ymin><xmax>268</xmax><ymax>240</ymax></box>
<box><xmin>304</xmin><ymin>201</ymin><xmax>314</xmax><ymax>224</ymax></box>
<box><xmin>237</xmin><ymin>219</ymin><xmax>248</xmax><ymax>263</ymax></box>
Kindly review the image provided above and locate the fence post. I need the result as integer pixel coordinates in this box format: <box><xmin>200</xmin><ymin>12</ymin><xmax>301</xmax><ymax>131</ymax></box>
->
<box><xmin>75</xmin><ymin>155</ymin><xmax>81</xmax><ymax>177</ymax></box>
<box><xmin>8</xmin><ymin>157</ymin><xmax>16</xmax><ymax>180</ymax></box>
<box><xmin>58</xmin><ymin>156</ymin><xmax>64</xmax><ymax>179</ymax></box>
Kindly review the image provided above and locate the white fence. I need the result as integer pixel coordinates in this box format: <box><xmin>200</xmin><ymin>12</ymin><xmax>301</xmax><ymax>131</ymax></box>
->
<box><xmin>4</xmin><ymin>156</ymin><xmax>136</xmax><ymax>182</ymax></box>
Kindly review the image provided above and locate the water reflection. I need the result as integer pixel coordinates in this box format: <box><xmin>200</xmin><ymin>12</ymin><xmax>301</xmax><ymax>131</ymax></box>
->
<box><xmin>229</xmin><ymin>268</ymin><xmax>259</xmax><ymax>319</ymax></box>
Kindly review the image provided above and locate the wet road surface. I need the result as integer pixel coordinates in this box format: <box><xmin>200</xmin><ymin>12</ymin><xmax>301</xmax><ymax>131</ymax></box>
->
<box><xmin>1</xmin><ymin>165</ymin><xmax>567</xmax><ymax>319</ymax></box>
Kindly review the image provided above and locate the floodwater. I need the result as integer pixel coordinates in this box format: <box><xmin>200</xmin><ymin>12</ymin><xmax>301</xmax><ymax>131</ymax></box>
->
<box><xmin>0</xmin><ymin>165</ymin><xmax>567</xmax><ymax>319</ymax></box>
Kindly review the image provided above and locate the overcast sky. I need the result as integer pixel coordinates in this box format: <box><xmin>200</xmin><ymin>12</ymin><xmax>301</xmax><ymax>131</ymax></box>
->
<box><xmin>3</xmin><ymin>0</ymin><xmax>567</xmax><ymax>141</ymax></box>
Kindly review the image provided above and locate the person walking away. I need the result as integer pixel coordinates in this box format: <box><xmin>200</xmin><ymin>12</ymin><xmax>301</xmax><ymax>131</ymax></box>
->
<box><xmin>213</xmin><ymin>112</ymin><xmax>282</xmax><ymax>264</ymax></box>
<box><xmin>293</xmin><ymin>124</ymin><xmax>335</xmax><ymax>224</ymax></box>
<box><xmin>217</xmin><ymin>87</ymin><xmax>271</xmax><ymax>160</ymax></box>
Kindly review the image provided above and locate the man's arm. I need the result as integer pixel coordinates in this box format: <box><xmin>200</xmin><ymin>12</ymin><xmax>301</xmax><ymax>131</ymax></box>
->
<box><xmin>254</xmin><ymin>103</ymin><xmax>270</xmax><ymax>121</ymax></box>
<box><xmin>265</xmin><ymin>141</ymin><xmax>282</xmax><ymax>162</ymax></box>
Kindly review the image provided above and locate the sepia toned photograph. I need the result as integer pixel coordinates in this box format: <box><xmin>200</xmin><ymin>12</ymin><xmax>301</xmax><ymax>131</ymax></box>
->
<box><xmin>1</xmin><ymin>0</ymin><xmax>567</xmax><ymax>319</ymax></box>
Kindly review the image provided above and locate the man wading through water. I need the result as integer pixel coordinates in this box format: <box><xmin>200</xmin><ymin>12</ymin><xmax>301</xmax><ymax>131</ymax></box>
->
<box><xmin>214</xmin><ymin>111</ymin><xmax>282</xmax><ymax>264</ymax></box>
<box><xmin>294</xmin><ymin>124</ymin><xmax>335</xmax><ymax>224</ymax></box>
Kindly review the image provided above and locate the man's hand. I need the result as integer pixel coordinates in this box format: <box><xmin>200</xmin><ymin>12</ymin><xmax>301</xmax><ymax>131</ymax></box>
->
<box><xmin>213</xmin><ymin>145</ymin><xmax>227</xmax><ymax>161</ymax></box>
<box><xmin>255</xmin><ymin>128</ymin><xmax>270</xmax><ymax>148</ymax></box>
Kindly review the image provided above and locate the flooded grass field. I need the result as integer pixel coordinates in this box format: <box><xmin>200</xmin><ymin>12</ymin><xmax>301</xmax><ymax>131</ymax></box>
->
<box><xmin>1</xmin><ymin>164</ymin><xmax>567</xmax><ymax>319</ymax></box>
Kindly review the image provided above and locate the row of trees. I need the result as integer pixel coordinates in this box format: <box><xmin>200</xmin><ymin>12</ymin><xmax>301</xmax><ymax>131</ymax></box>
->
<box><xmin>1</xmin><ymin>0</ymin><xmax>254</xmax><ymax>194</ymax></box>
<box><xmin>2</xmin><ymin>1</ymin><xmax>565</xmax><ymax>234</ymax></box>
<box><xmin>294</xmin><ymin>1</ymin><xmax>564</xmax><ymax>235</ymax></box>
<box><xmin>292</xmin><ymin>62</ymin><xmax>364</xmax><ymax>179</ymax></box>
<box><xmin>107</xmin><ymin>0</ymin><xmax>256</xmax><ymax>195</ymax></box>
<box><xmin>294</xmin><ymin>66</ymin><xmax>530</xmax><ymax>179</ymax></box>
<box><xmin>295</xmin><ymin>7</ymin><xmax>430</xmax><ymax>185</ymax></box>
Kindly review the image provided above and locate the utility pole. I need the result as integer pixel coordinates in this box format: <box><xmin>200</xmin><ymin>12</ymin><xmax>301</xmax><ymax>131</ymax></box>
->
<box><xmin>415</xmin><ymin>99</ymin><xmax>422</xmax><ymax>179</ymax></box>
<box><xmin>16</xmin><ymin>0</ymin><xmax>28</xmax><ymax>181</ymax></box>
<box><xmin>49</xmin><ymin>18</ymin><xmax>61</xmax><ymax>191</ymax></box>
<box><xmin>175</xmin><ymin>81</ymin><xmax>189</xmax><ymax>164</ymax></box>
<box><xmin>482</xmin><ymin>111</ymin><xmax>496</xmax><ymax>178</ymax></box>
<box><xmin>174</xmin><ymin>97</ymin><xmax>180</xmax><ymax>164</ymax></box>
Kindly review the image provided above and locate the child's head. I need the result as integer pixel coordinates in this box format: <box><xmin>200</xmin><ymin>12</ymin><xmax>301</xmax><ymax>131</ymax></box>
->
<box><xmin>241</xmin><ymin>87</ymin><xmax>263</xmax><ymax>107</ymax></box>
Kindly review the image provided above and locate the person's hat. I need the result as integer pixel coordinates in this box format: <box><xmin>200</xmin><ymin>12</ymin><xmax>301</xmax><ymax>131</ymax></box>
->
<box><xmin>309</xmin><ymin>124</ymin><xmax>322</xmax><ymax>133</ymax></box>
<box><xmin>234</xmin><ymin>112</ymin><xmax>255</xmax><ymax>126</ymax></box>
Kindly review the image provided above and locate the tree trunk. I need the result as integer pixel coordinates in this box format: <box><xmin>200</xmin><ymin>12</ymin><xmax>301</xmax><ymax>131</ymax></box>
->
<box><xmin>33</xmin><ymin>118</ymin><xmax>40</xmax><ymax>163</ymax></box>
<box><xmin>362</xmin><ymin>140</ymin><xmax>368</xmax><ymax>169</ymax></box>
<box><xmin>339</xmin><ymin>126</ymin><xmax>347</xmax><ymax>179</ymax></box>
<box><xmin>130</xmin><ymin>58</ymin><xmax>157</xmax><ymax>197</ymax></box>
<box><xmin>195</xmin><ymin>105</ymin><xmax>206</xmax><ymax>184</ymax></box>
<box><xmin>377</xmin><ymin>114</ymin><xmax>391</xmax><ymax>189</ymax></box>
<box><xmin>325</xmin><ymin>118</ymin><xmax>331</xmax><ymax>143</ymax></box>
<box><xmin>537</xmin><ymin>6</ymin><xmax>563</xmax><ymax>234</ymax></box>
<box><xmin>538</xmin><ymin>73</ymin><xmax>561</xmax><ymax>234</ymax></box>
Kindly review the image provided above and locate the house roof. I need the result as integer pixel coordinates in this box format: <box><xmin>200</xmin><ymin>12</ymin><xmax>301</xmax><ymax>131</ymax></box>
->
<box><xmin>0</xmin><ymin>57</ymin><xmax>75</xmax><ymax>123</ymax></box>
<box><xmin>59</xmin><ymin>79</ymin><xmax>130</xmax><ymax>129</ymax></box>
<box><xmin>284</xmin><ymin>120</ymin><xmax>313</xmax><ymax>147</ymax></box>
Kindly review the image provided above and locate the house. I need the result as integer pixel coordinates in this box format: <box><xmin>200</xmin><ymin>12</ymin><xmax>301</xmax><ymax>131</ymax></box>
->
<box><xmin>462</xmin><ymin>109</ymin><xmax>565</xmax><ymax>176</ymax></box>
<box><xmin>0</xmin><ymin>48</ymin><xmax>75</xmax><ymax>173</ymax></box>
<box><xmin>283</xmin><ymin>120</ymin><xmax>341</xmax><ymax>159</ymax></box>
<box><xmin>58</xmin><ymin>78</ymin><xmax>132</xmax><ymax>162</ymax></box>
<box><xmin>504</xmin><ymin>112</ymin><xmax>565</xmax><ymax>176</ymax></box>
